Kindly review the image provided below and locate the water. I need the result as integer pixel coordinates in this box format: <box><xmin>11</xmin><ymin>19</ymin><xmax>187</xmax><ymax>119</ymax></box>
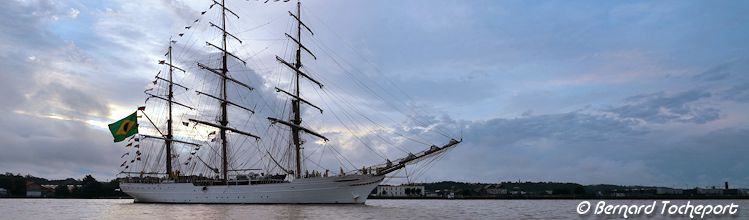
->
<box><xmin>0</xmin><ymin>199</ymin><xmax>746</xmax><ymax>219</ymax></box>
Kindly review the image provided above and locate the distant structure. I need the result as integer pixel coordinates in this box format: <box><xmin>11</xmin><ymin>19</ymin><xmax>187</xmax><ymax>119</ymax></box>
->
<box><xmin>0</xmin><ymin>188</ymin><xmax>7</xmax><ymax>197</ymax></box>
<box><xmin>42</xmin><ymin>184</ymin><xmax>78</xmax><ymax>192</ymax></box>
<box><xmin>373</xmin><ymin>185</ymin><xmax>425</xmax><ymax>197</ymax></box>
<box><xmin>484</xmin><ymin>184</ymin><xmax>507</xmax><ymax>195</ymax></box>
<box><xmin>655</xmin><ymin>187</ymin><xmax>683</xmax><ymax>195</ymax></box>
<box><xmin>683</xmin><ymin>188</ymin><xmax>723</xmax><ymax>196</ymax></box>
<box><xmin>25</xmin><ymin>182</ymin><xmax>54</xmax><ymax>197</ymax></box>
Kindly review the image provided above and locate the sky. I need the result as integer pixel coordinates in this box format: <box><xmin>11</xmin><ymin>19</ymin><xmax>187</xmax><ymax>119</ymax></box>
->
<box><xmin>1</xmin><ymin>0</ymin><xmax>748</xmax><ymax>188</ymax></box>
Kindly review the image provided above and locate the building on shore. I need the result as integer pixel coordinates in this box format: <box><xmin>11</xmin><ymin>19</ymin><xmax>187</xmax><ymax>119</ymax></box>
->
<box><xmin>484</xmin><ymin>184</ymin><xmax>508</xmax><ymax>195</ymax></box>
<box><xmin>41</xmin><ymin>184</ymin><xmax>79</xmax><ymax>193</ymax></box>
<box><xmin>26</xmin><ymin>182</ymin><xmax>54</xmax><ymax>197</ymax></box>
<box><xmin>0</xmin><ymin>188</ymin><xmax>7</xmax><ymax>197</ymax></box>
<box><xmin>682</xmin><ymin>188</ymin><xmax>724</xmax><ymax>196</ymax></box>
<box><xmin>372</xmin><ymin>185</ymin><xmax>425</xmax><ymax>197</ymax></box>
<box><xmin>723</xmin><ymin>189</ymin><xmax>745</xmax><ymax>195</ymax></box>
<box><xmin>655</xmin><ymin>188</ymin><xmax>683</xmax><ymax>195</ymax></box>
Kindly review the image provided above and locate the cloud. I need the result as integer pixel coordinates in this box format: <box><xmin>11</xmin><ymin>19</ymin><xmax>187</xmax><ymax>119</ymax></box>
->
<box><xmin>720</xmin><ymin>83</ymin><xmax>749</xmax><ymax>102</ymax></box>
<box><xmin>68</xmin><ymin>8</ymin><xmax>80</xmax><ymax>18</ymax></box>
<box><xmin>0</xmin><ymin>109</ymin><xmax>121</xmax><ymax>179</ymax></box>
<box><xmin>692</xmin><ymin>63</ymin><xmax>732</xmax><ymax>82</ymax></box>
<box><xmin>638</xmin><ymin>126</ymin><xmax>749</xmax><ymax>187</ymax></box>
<box><xmin>0</xmin><ymin>0</ymin><xmax>190</xmax><ymax>179</ymax></box>
<box><xmin>394</xmin><ymin>111</ymin><xmax>653</xmax><ymax>184</ymax></box>
<box><xmin>405</xmin><ymin>112</ymin><xmax>749</xmax><ymax>187</ymax></box>
<box><xmin>606</xmin><ymin>90</ymin><xmax>720</xmax><ymax>124</ymax></box>
<box><xmin>467</xmin><ymin>112</ymin><xmax>642</xmax><ymax>145</ymax></box>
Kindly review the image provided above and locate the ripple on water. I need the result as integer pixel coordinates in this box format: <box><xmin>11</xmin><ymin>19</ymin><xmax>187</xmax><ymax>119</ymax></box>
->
<box><xmin>0</xmin><ymin>199</ymin><xmax>746</xmax><ymax>220</ymax></box>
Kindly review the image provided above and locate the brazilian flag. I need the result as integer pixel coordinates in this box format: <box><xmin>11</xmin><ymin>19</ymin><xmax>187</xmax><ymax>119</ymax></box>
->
<box><xmin>108</xmin><ymin>111</ymin><xmax>139</xmax><ymax>142</ymax></box>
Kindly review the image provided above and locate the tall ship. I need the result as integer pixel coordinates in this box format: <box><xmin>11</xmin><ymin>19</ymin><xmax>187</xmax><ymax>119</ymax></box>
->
<box><xmin>113</xmin><ymin>0</ymin><xmax>461</xmax><ymax>204</ymax></box>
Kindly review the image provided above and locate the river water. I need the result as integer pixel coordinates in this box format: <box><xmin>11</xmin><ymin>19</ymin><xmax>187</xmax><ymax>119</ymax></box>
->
<box><xmin>0</xmin><ymin>199</ymin><xmax>746</xmax><ymax>219</ymax></box>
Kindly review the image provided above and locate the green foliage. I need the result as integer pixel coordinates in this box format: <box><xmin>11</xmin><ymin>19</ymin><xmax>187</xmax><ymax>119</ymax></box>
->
<box><xmin>552</xmin><ymin>188</ymin><xmax>571</xmax><ymax>195</ymax></box>
<box><xmin>76</xmin><ymin>175</ymin><xmax>103</xmax><ymax>198</ymax></box>
<box><xmin>574</xmin><ymin>185</ymin><xmax>585</xmax><ymax>194</ymax></box>
<box><xmin>460</xmin><ymin>189</ymin><xmax>473</xmax><ymax>196</ymax></box>
<box><xmin>55</xmin><ymin>184</ymin><xmax>70</xmax><ymax>197</ymax></box>
<box><xmin>0</xmin><ymin>173</ymin><xmax>27</xmax><ymax>196</ymax></box>
<box><xmin>0</xmin><ymin>173</ymin><xmax>125</xmax><ymax>198</ymax></box>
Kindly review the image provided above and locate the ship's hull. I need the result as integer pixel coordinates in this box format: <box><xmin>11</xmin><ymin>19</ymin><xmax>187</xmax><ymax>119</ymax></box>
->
<box><xmin>120</xmin><ymin>174</ymin><xmax>384</xmax><ymax>204</ymax></box>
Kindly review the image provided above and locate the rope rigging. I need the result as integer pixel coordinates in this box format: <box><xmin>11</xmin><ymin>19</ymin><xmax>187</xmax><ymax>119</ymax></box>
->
<box><xmin>117</xmin><ymin>0</ymin><xmax>461</xmax><ymax>183</ymax></box>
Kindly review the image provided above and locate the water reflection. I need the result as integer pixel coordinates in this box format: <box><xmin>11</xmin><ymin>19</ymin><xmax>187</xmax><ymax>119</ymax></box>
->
<box><xmin>1</xmin><ymin>199</ymin><xmax>745</xmax><ymax>220</ymax></box>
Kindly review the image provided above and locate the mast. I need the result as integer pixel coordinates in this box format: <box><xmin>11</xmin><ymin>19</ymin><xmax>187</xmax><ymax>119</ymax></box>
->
<box><xmin>269</xmin><ymin>0</ymin><xmax>326</xmax><ymax>178</ymax></box>
<box><xmin>192</xmin><ymin>0</ymin><xmax>258</xmax><ymax>184</ymax></box>
<box><xmin>292</xmin><ymin>1</ymin><xmax>303</xmax><ymax>179</ymax></box>
<box><xmin>220</xmin><ymin>0</ymin><xmax>230</xmax><ymax>184</ymax></box>
<box><xmin>166</xmin><ymin>43</ymin><xmax>175</xmax><ymax>178</ymax></box>
<box><xmin>150</xmin><ymin>40</ymin><xmax>194</xmax><ymax>179</ymax></box>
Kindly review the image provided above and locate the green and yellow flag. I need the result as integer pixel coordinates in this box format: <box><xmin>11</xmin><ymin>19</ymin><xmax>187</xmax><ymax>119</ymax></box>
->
<box><xmin>108</xmin><ymin>111</ymin><xmax>139</xmax><ymax>142</ymax></box>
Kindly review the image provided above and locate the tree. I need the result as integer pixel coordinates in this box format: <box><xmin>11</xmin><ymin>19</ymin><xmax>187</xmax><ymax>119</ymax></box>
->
<box><xmin>55</xmin><ymin>184</ymin><xmax>70</xmax><ymax>197</ymax></box>
<box><xmin>0</xmin><ymin>173</ymin><xmax>26</xmax><ymax>196</ymax></box>
<box><xmin>553</xmin><ymin>188</ymin><xmax>571</xmax><ymax>195</ymax></box>
<box><xmin>460</xmin><ymin>189</ymin><xmax>473</xmax><ymax>196</ymax></box>
<box><xmin>70</xmin><ymin>185</ymin><xmax>80</xmax><ymax>197</ymax></box>
<box><xmin>574</xmin><ymin>185</ymin><xmax>585</xmax><ymax>195</ymax></box>
<box><xmin>77</xmin><ymin>175</ymin><xmax>103</xmax><ymax>198</ymax></box>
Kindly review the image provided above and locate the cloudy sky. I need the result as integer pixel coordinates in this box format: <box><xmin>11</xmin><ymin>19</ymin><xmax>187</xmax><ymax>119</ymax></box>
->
<box><xmin>1</xmin><ymin>0</ymin><xmax>748</xmax><ymax>188</ymax></box>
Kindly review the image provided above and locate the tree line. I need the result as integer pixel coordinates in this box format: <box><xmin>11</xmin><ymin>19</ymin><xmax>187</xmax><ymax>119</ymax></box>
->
<box><xmin>0</xmin><ymin>173</ymin><xmax>127</xmax><ymax>198</ymax></box>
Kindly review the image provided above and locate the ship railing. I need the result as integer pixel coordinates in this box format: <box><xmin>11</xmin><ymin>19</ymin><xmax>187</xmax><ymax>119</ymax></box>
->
<box><xmin>117</xmin><ymin>172</ymin><xmax>290</xmax><ymax>185</ymax></box>
<box><xmin>117</xmin><ymin>175</ymin><xmax>218</xmax><ymax>184</ymax></box>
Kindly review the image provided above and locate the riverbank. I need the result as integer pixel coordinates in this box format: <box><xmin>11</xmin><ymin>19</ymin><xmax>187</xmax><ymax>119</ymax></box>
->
<box><xmin>369</xmin><ymin>195</ymin><xmax>749</xmax><ymax>200</ymax></box>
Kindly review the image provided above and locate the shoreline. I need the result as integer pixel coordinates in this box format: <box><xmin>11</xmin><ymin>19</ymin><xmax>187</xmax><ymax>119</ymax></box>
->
<box><xmin>368</xmin><ymin>196</ymin><xmax>749</xmax><ymax>200</ymax></box>
<box><xmin>3</xmin><ymin>196</ymin><xmax>748</xmax><ymax>200</ymax></box>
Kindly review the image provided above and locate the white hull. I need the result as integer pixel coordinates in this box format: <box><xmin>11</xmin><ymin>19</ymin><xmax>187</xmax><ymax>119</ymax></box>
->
<box><xmin>120</xmin><ymin>174</ymin><xmax>384</xmax><ymax>204</ymax></box>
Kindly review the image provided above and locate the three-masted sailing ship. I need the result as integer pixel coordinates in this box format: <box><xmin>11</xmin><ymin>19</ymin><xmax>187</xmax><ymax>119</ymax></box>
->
<box><xmin>115</xmin><ymin>0</ymin><xmax>461</xmax><ymax>204</ymax></box>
